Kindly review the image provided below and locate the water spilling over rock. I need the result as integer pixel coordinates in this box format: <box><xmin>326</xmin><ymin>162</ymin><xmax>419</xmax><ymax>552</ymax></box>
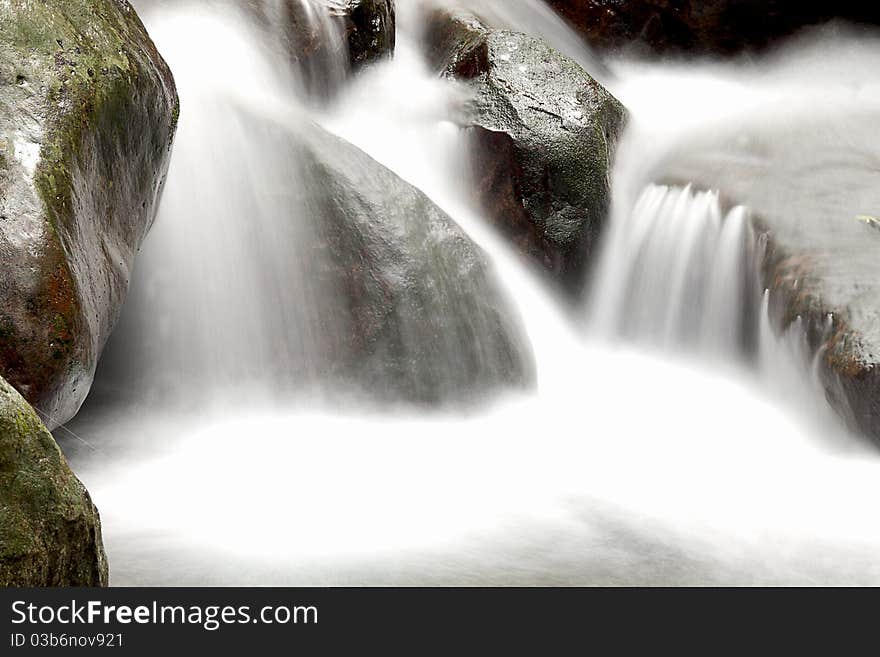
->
<box><xmin>0</xmin><ymin>376</ymin><xmax>107</xmax><ymax>586</ymax></box>
<box><xmin>606</xmin><ymin>44</ymin><xmax>880</xmax><ymax>440</ymax></box>
<box><xmin>88</xmin><ymin>0</ymin><xmax>532</xmax><ymax>410</ymax></box>
<box><xmin>592</xmin><ymin>185</ymin><xmax>761</xmax><ymax>358</ymax></box>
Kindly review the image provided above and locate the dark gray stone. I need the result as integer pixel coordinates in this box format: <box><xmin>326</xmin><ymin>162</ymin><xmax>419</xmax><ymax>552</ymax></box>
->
<box><xmin>0</xmin><ymin>375</ymin><xmax>107</xmax><ymax>586</ymax></box>
<box><xmin>425</xmin><ymin>9</ymin><xmax>626</xmax><ymax>298</ymax></box>
<box><xmin>293</xmin><ymin>121</ymin><xmax>535</xmax><ymax>403</ymax></box>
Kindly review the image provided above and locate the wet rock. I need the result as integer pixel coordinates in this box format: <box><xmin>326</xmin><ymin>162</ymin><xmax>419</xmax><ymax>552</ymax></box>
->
<box><xmin>0</xmin><ymin>0</ymin><xmax>178</xmax><ymax>426</ymax></box>
<box><xmin>294</xmin><ymin>121</ymin><xmax>535</xmax><ymax>403</ymax></box>
<box><xmin>761</xmin><ymin>235</ymin><xmax>880</xmax><ymax>441</ymax></box>
<box><xmin>0</xmin><ymin>375</ymin><xmax>107</xmax><ymax>586</ymax></box>
<box><xmin>343</xmin><ymin>0</ymin><xmax>396</xmax><ymax>71</ymax></box>
<box><xmin>544</xmin><ymin>0</ymin><xmax>880</xmax><ymax>56</ymax></box>
<box><xmin>657</xmin><ymin>106</ymin><xmax>880</xmax><ymax>441</ymax></box>
<box><xmin>253</xmin><ymin>0</ymin><xmax>395</xmax><ymax>79</ymax></box>
<box><xmin>425</xmin><ymin>10</ymin><xmax>626</xmax><ymax>298</ymax></box>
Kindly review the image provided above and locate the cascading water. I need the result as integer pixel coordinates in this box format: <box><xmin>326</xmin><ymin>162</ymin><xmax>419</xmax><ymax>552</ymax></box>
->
<box><xmin>591</xmin><ymin>184</ymin><xmax>760</xmax><ymax>357</ymax></box>
<box><xmin>57</xmin><ymin>1</ymin><xmax>880</xmax><ymax>584</ymax></box>
<box><xmin>84</xmin><ymin>0</ymin><xmax>340</xmax><ymax>408</ymax></box>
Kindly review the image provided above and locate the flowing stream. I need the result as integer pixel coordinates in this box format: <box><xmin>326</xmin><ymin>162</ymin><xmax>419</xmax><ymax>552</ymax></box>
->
<box><xmin>57</xmin><ymin>0</ymin><xmax>880</xmax><ymax>584</ymax></box>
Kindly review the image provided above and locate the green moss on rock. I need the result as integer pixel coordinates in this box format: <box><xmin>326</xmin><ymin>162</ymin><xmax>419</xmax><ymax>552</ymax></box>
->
<box><xmin>0</xmin><ymin>0</ymin><xmax>178</xmax><ymax>426</ymax></box>
<box><xmin>0</xmin><ymin>375</ymin><xmax>107</xmax><ymax>586</ymax></box>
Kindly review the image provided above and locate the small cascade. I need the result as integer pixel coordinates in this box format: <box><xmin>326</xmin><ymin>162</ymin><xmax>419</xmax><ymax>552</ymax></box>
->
<box><xmin>252</xmin><ymin>0</ymin><xmax>351</xmax><ymax>100</ymax></box>
<box><xmin>95</xmin><ymin>1</ymin><xmax>343</xmax><ymax>406</ymax></box>
<box><xmin>591</xmin><ymin>184</ymin><xmax>761</xmax><ymax>359</ymax></box>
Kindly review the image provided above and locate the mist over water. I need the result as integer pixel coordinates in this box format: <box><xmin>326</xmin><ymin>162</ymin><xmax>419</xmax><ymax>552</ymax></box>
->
<box><xmin>57</xmin><ymin>0</ymin><xmax>880</xmax><ymax>584</ymax></box>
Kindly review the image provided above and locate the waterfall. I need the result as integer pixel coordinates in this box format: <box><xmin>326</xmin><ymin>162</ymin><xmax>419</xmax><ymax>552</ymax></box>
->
<box><xmin>55</xmin><ymin>1</ymin><xmax>880</xmax><ymax>585</ymax></box>
<box><xmin>400</xmin><ymin>0</ymin><xmax>606</xmax><ymax>79</ymax></box>
<box><xmin>89</xmin><ymin>1</ymin><xmax>338</xmax><ymax>407</ymax></box>
<box><xmin>591</xmin><ymin>184</ymin><xmax>760</xmax><ymax>357</ymax></box>
<box><xmin>254</xmin><ymin>0</ymin><xmax>351</xmax><ymax>99</ymax></box>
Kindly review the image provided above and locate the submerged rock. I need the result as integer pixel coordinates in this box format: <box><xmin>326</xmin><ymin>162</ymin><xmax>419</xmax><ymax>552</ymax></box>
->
<box><xmin>545</xmin><ymin>0</ymin><xmax>880</xmax><ymax>56</ymax></box>
<box><xmin>295</xmin><ymin>121</ymin><xmax>534</xmax><ymax>403</ymax></box>
<box><xmin>0</xmin><ymin>0</ymin><xmax>178</xmax><ymax>426</ymax></box>
<box><xmin>425</xmin><ymin>10</ymin><xmax>626</xmax><ymax>298</ymax></box>
<box><xmin>0</xmin><ymin>376</ymin><xmax>107</xmax><ymax>586</ymax></box>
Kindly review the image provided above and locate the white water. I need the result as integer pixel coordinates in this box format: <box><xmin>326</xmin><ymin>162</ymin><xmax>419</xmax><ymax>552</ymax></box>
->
<box><xmin>57</xmin><ymin>1</ymin><xmax>880</xmax><ymax>584</ymax></box>
<box><xmin>592</xmin><ymin>184</ymin><xmax>759</xmax><ymax>356</ymax></box>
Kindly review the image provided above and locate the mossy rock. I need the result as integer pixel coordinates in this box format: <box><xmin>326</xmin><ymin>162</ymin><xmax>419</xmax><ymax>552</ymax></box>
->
<box><xmin>425</xmin><ymin>10</ymin><xmax>626</xmax><ymax>299</ymax></box>
<box><xmin>0</xmin><ymin>375</ymin><xmax>107</xmax><ymax>586</ymax></box>
<box><xmin>0</xmin><ymin>0</ymin><xmax>178</xmax><ymax>427</ymax></box>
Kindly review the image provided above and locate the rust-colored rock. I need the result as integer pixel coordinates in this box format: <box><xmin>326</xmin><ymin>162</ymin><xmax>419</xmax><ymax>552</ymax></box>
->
<box><xmin>0</xmin><ymin>0</ymin><xmax>178</xmax><ymax>427</ymax></box>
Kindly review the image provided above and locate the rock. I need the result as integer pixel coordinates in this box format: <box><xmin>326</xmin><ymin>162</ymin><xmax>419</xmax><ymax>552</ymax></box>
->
<box><xmin>92</xmin><ymin>110</ymin><xmax>534</xmax><ymax>406</ymax></box>
<box><xmin>342</xmin><ymin>0</ymin><xmax>396</xmax><ymax>71</ymax></box>
<box><xmin>544</xmin><ymin>0</ymin><xmax>880</xmax><ymax>56</ymax></box>
<box><xmin>0</xmin><ymin>375</ymin><xmax>107</xmax><ymax>586</ymax></box>
<box><xmin>294</xmin><ymin>121</ymin><xmax>534</xmax><ymax>403</ymax></box>
<box><xmin>0</xmin><ymin>0</ymin><xmax>178</xmax><ymax>427</ymax></box>
<box><xmin>247</xmin><ymin>0</ymin><xmax>349</xmax><ymax>101</ymax></box>
<box><xmin>252</xmin><ymin>0</ymin><xmax>395</xmax><ymax>80</ymax></box>
<box><xmin>425</xmin><ymin>10</ymin><xmax>626</xmax><ymax>298</ymax></box>
<box><xmin>654</xmin><ymin>101</ymin><xmax>880</xmax><ymax>440</ymax></box>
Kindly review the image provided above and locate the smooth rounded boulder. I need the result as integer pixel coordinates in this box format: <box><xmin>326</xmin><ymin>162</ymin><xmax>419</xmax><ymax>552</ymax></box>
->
<box><xmin>0</xmin><ymin>375</ymin><xmax>107</xmax><ymax>586</ymax></box>
<box><xmin>295</xmin><ymin>121</ymin><xmax>535</xmax><ymax>403</ymax></box>
<box><xmin>96</xmin><ymin>110</ymin><xmax>536</xmax><ymax>407</ymax></box>
<box><xmin>425</xmin><ymin>10</ymin><xmax>626</xmax><ymax>298</ymax></box>
<box><xmin>0</xmin><ymin>0</ymin><xmax>178</xmax><ymax>427</ymax></box>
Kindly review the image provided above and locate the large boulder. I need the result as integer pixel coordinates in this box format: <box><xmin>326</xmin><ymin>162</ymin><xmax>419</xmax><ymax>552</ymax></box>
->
<box><xmin>0</xmin><ymin>0</ymin><xmax>178</xmax><ymax>427</ymax></box>
<box><xmin>544</xmin><ymin>0</ymin><xmax>880</xmax><ymax>56</ymax></box>
<box><xmin>0</xmin><ymin>375</ymin><xmax>107</xmax><ymax>586</ymax></box>
<box><xmin>425</xmin><ymin>10</ymin><xmax>626</xmax><ymax>298</ymax></box>
<box><xmin>93</xmin><ymin>111</ymin><xmax>534</xmax><ymax>407</ymax></box>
